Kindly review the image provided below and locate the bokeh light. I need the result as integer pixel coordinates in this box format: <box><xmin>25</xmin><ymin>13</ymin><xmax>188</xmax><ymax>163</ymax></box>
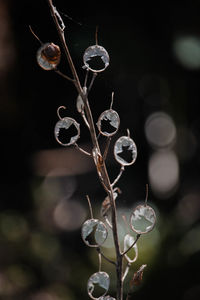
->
<box><xmin>53</xmin><ymin>199</ymin><xmax>86</xmax><ymax>231</ymax></box>
<box><xmin>148</xmin><ymin>150</ymin><xmax>179</xmax><ymax>198</ymax></box>
<box><xmin>173</xmin><ymin>35</ymin><xmax>200</xmax><ymax>70</ymax></box>
<box><xmin>0</xmin><ymin>212</ymin><xmax>29</xmax><ymax>241</ymax></box>
<box><xmin>145</xmin><ymin>112</ymin><xmax>176</xmax><ymax>149</ymax></box>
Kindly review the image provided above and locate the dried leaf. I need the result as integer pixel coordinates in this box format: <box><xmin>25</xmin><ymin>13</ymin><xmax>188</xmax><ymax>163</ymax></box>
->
<box><xmin>130</xmin><ymin>264</ymin><xmax>147</xmax><ymax>287</ymax></box>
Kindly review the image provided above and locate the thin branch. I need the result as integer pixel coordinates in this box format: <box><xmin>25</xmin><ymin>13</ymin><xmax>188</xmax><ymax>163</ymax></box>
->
<box><xmin>81</xmin><ymin>112</ymin><xmax>90</xmax><ymax>129</ymax></box>
<box><xmin>122</xmin><ymin>262</ymin><xmax>131</xmax><ymax>282</ymax></box>
<box><xmin>84</xmin><ymin>69</ymin><xmax>89</xmax><ymax>88</ymax></box>
<box><xmin>98</xmin><ymin>251</ymin><xmax>102</xmax><ymax>272</ymax></box>
<box><xmin>46</xmin><ymin>0</ymin><xmax>82</xmax><ymax>90</ymax></box>
<box><xmin>145</xmin><ymin>183</ymin><xmax>149</xmax><ymax>206</ymax></box>
<box><xmin>29</xmin><ymin>25</ymin><xmax>42</xmax><ymax>44</ymax></box>
<box><xmin>57</xmin><ymin>105</ymin><xmax>66</xmax><ymax>119</ymax></box>
<box><xmin>111</xmin><ymin>165</ymin><xmax>125</xmax><ymax>187</ymax></box>
<box><xmin>74</xmin><ymin>143</ymin><xmax>91</xmax><ymax>156</ymax></box>
<box><xmin>53</xmin><ymin>5</ymin><xmax>65</xmax><ymax>31</ymax></box>
<box><xmin>103</xmin><ymin>137</ymin><xmax>111</xmax><ymax>160</ymax></box>
<box><xmin>86</xmin><ymin>195</ymin><xmax>93</xmax><ymax>219</ymax></box>
<box><xmin>96</xmin><ymin>247</ymin><xmax>116</xmax><ymax>266</ymax></box>
<box><xmin>95</xmin><ymin>25</ymin><xmax>99</xmax><ymax>45</ymax></box>
<box><xmin>55</xmin><ymin>69</ymin><xmax>74</xmax><ymax>82</ymax></box>
<box><xmin>122</xmin><ymin>234</ymin><xmax>141</xmax><ymax>257</ymax></box>
<box><xmin>110</xmin><ymin>91</ymin><xmax>114</xmax><ymax>109</ymax></box>
<box><xmin>88</xmin><ymin>72</ymin><xmax>98</xmax><ymax>93</ymax></box>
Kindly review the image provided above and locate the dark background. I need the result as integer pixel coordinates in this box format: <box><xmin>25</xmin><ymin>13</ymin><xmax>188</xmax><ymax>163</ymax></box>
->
<box><xmin>0</xmin><ymin>0</ymin><xmax>200</xmax><ymax>299</ymax></box>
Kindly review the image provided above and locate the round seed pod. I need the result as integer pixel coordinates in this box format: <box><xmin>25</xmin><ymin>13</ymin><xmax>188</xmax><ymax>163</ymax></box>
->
<box><xmin>83</xmin><ymin>45</ymin><xmax>110</xmax><ymax>73</ymax></box>
<box><xmin>81</xmin><ymin>219</ymin><xmax>108</xmax><ymax>247</ymax></box>
<box><xmin>130</xmin><ymin>204</ymin><xmax>156</xmax><ymax>234</ymax></box>
<box><xmin>114</xmin><ymin>136</ymin><xmax>137</xmax><ymax>166</ymax></box>
<box><xmin>97</xmin><ymin>109</ymin><xmax>120</xmax><ymax>137</ymax></box>
<box><xmin>37</xmin><ymin>42</ymin><xmax>61</xmax><ymax>70</ymax></box>
<box><xmin>87</xmin><ymin>271</ymin><xmax>110</xmax><ymax>299</ymax></box>
<box><xmin>54</xmin><ymin>117</ymin><xmax>80</xmax><ymax>146</ymax></box>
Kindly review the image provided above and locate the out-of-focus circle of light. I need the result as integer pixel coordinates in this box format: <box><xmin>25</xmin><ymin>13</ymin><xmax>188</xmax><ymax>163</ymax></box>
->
<box><xmin>42</xmin><ymin>171</ymin><xmax>77</xmax><ymax>203</ymax></box>
<box><xmin>53</xmin><ymin>199</ymin><xmax>86</xmax><ymax>231</ymax></box>
<box><xmin>148</xmin><ymin>151</ymin><xmax>179</xmax><ymax>198</ymax></box>
<box><xmin>145</xmin><ymin>112</ymin><xmax>176</xmax><ymax>149</ymax></box>
<box><xmin>173</xmin><ymin>35</ymin><xmax>200</xmax><ymax>70</ymax></box>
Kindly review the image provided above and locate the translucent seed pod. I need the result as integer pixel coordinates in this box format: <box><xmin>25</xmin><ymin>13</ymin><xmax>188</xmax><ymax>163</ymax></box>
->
<box><xmin>130</xmin><ymin>205</ymin><xmax>156</xmax><ymax>234</ymax></box>
<box><xmin>123</xmin><ymin>234</ymin><xmax>138</xmax><ymax>263</ymax></box>
<box><xmin>54</xmin><ymin>117</ymin><xmax>80</xmax><ymax>146</ymax></box>
<box><xmin>114</xmin><ymin>136</ymin><xmax>137</xmax><ymax>166</ymax></box>
<box><xmin>37</xmin><ymin>42</ymin><xmax>61</xmax><ymax>70</ymax></box>
<box><xmin>83</xmin><ymin>45</ymin><xmax>110</xmax><ymax>73</ymax></box>
<box><xmin>81</xmin><ymin>219</ymin><xmax>108</xmax><ymax>247</ymax></box>
<box><xmin>87</xmin><ymin>271</ymin><xmax>110</xmax><ymax>299</ymax></box>
<box><xmin>97</xmin><ymin>109</ymin><xmax>120</xmax><ymax>136</ymax></box>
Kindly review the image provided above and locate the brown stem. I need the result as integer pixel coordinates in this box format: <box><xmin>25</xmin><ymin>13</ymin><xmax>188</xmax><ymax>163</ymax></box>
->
<box><xmin>47</xmin><ymin>1</ymin><xmax>123</xmax><ymax>299</ymax></box>
<box><xmin>96</xmin><ymin>247</ymin><xmax>116</xmax><ymax>266</ymax></box>
<box><xmin>122</xmin><ymin>234</ymin><xmax>141</xmax><ymax>257</ymax></box>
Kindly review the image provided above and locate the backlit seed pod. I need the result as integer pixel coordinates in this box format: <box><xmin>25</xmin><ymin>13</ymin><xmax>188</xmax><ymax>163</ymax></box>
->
<box><xmin>130</xmin><ymin>204</ymin><xmax>156</xmax><ymax>234</ymax></box>
<box><xmin>114</xmin><ymin>136</ymin><xmax>137</xmax><ymax>166</ymax></box>
<box><xmin>54</xmin><ymin>117</ymin><xmax>80</xmax><ymax>146</ymax></box>
<box><xmin>83</xmin><ymin>45</ymin><xmax>110</xmax><ymax>73</ymax></box>
<box><xmin>81</xmin><ymin>219</ymin><xmax>108</xmax><ymax>247</ymax></box>
<box><xmin>123</xmin><ymin>234</ymin><xmax>138</xmax><ymax>263</ymax></box>
<box><xmin>37</xmin><ymin>42</ymin><xmax>61</xmax><ymax>70</ymax></box>
<box><xmin>87</xmin><ymin>271</ymin><xmax>110</xmax><ymax>299</ymax></box>
<box><xmin>97</xmin><ymin>109</ymin><xmax>120</xmax><ymax>136</ymax></box>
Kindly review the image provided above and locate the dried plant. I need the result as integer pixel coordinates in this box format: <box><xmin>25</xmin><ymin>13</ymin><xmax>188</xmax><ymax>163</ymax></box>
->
<box><xmin>30</xmin><ymin>1</ymin><xmax>157</xmax><ymax>299</ymax></box>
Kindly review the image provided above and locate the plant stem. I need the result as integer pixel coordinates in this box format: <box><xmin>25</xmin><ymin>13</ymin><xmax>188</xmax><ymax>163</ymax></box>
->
<box><xmin>47</xmin><ymin>1</ymin><xmax>123</xmax><ymax>298</ymax></box>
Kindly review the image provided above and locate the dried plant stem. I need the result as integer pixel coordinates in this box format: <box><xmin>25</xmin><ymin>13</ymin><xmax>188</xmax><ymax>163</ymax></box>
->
<box><xmin>47</xmin><ymin>1</ymin><xmax>123</xmax><ymax>298</ymax></box>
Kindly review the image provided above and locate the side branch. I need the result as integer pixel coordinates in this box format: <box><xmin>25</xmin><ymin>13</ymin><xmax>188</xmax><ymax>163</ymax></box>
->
<box><xmin>122</xmin><ymin>234</ymin><xmax>141</xmax><ymax>257</ymax></box>
<box><xmin>97</xmin><ymin>247</ymin><xmax>116</xmax><ymax>266</ymax></box>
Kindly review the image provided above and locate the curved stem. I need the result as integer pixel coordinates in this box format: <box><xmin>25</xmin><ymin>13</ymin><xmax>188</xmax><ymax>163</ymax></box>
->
<box><xmin>122</xmin><ymin>234</ymin><xmax>141</xmax><ymax>257</ymax></box>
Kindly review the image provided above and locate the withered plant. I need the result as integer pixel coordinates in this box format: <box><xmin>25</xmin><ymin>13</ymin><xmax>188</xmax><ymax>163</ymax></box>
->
<box><xmin>31</xmin><ymin>1</ymin><xmax>157</xmax><ymax>299</ymax></box>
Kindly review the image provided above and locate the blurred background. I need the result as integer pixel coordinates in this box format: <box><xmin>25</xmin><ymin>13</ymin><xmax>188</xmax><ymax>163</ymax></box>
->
<box><xmin>1</xmin><ymin>0</ymin><xmax>200</xmax><ymax>299</ymax></box>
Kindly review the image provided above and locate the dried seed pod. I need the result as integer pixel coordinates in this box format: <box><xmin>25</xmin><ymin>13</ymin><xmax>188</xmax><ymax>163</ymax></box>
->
<box><xmin>37</xmin><ymin>42</ymin><xmax>61</xmax><ymax>70</ymax></box>
<box><xmin>130</xmin><ymin>205</ymin><xmax>156</xmax><ymax>234</ymax></box>
<box><xmin>87</xmin><ymin>271</ymin><xmax>110</xmax><ymax>299</ymax></box>
<box><xmin>131</xmin><ymin>264</ymin><xmax>147</xmax><ymax>287</ymax></box>
<box><xmin>114</xmin><ymin>136</ymin><xmax>137</xmax><ymax>166</ymax></box>
<box><xmin>81</xmin><ymin>219</ymin><xmax>108</xmax><ymax>247</ymax></box>
<box><xmin>123</xmin><ymin>234</ymin><xmax>138</xmax><ymax>263</ymax></box>
<box><xmin>54</xmin><ymin>117</ymin><xmax>80</xmax><ymax>146</ymax></box>
<box><xmin>83</xmin><ymin>45</ymin><xmax>110</xmax><ymax>73</ymax></box>
<box><xmin>97</xmin><ymin>109</ymin><xmax>120</xmax><ymax>136</ymax></box>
